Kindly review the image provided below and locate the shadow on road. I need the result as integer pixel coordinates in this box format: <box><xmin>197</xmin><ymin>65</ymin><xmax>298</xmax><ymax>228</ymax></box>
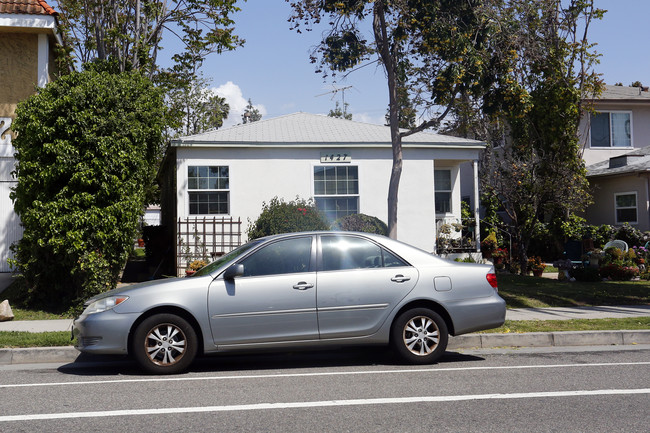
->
<box><xmin>57</xmin><ymin>348</ymin><xmax>484</xmax><ymax>377</ymax></box>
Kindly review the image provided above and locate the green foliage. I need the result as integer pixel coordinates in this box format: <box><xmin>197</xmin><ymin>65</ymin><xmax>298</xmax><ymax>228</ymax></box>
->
<box><xmin>328</xmin><ymin>101</ymin><xmax>353</xmax><ymax>120</ymax></box>
<box><xmin>614</xmin><ymin>223</ymin><xmax>649</xmax><ymax>248</ymax></box>
<box><xmin>247</xmin><ymin>197</ymin><xmax>329</xmax><ymax>240</ymax></box>
<box><xmin>331</xmin><ymin>214</ymin><xmax>388</xmax><ymax>236</ymax></box>
<box><xmin>242</xmin><ymin>98</ymin><xmax>262</xmax><ymax>123</ymax></box>
<box><xmin>9</xmin><ymin>64</ymin><xmax>166</xmax><ymax>312</ymax></box>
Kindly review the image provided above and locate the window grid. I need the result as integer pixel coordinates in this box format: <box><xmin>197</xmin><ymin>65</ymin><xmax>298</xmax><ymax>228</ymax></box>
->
<box><xmin>434</xmin><ymin>169</ymin><xmax>452</xmax><ymax>214</ymax></box>
<box><xmin>188</xmin><ymin>165</ymin><xmax>230</xmax><ymax>215</ymax></box>
<box><xmin>314</xmin><ymin>165</ymin><xmax>359</xmax><ymax>222</ymax></box>
<box><xmin>615</xmin><ymin>192</ymin><xmax>637</xmax><ymax>224</ymax></box>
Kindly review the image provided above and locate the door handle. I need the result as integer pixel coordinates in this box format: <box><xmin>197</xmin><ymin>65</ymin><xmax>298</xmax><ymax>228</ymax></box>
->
<box><xmin>391</xmin><ymin>275</ymin><xmax>411</xmax><ymax>283</ymax></box>
<box><xmin>293</xmin><ymin>282</ymin><xmax>314</xmax><ymax>290</ymax></box>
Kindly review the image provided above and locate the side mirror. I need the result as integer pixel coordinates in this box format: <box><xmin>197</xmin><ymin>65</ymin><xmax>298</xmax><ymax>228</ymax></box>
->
<box><xmin>223</xmin><ymin>264</ymin><xmax>244</xmax><ymax>280</ymax></box>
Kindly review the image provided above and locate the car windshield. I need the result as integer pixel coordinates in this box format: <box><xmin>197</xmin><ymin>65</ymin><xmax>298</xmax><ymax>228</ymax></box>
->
<box><xmin>191</xmin><ymin>240</ymin><xmax>263</xmax><ymax>277</ymax></box>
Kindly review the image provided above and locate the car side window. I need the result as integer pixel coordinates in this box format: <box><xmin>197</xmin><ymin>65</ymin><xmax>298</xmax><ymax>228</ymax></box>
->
<box><xmin>240</xmin><ymin>237</ymin><xmax>312</xmax><ymax>277</ymax></box>
<box><xmin>322</xmin><ymin>235</ymin><xmax>407</xmax><ymax>271</ymax></box>
<box><xmin>383</xmin><ymin>249</ymin><xmax>408</xmax><ymax>267</ymax></box>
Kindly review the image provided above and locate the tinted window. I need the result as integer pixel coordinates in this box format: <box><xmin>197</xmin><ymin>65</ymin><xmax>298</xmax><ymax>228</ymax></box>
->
<box><xmin>321</xmin><ymin>236</ymin><xmax>407</xmax><ymax>271</ymax></box>
<box><xmin>240</xmin><ymin>237</ymin><xmax>312</xmax><ymax>277</ymax></box>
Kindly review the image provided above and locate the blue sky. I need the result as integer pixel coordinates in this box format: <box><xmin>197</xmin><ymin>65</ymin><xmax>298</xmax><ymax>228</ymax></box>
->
<box><xmin>161</xmin><ymin>0</ymin><xmax>650</xmax><ymax>128</ymax></box>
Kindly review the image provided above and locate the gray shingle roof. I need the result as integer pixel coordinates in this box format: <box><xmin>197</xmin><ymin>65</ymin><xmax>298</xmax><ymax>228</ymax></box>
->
<box><xmin>586</xmin><ymin>146</ymin><xmax>650</xmax><ymax>178</ymax></box>
<box><xmin>172</xmin><ymin>112</ymin><xmax>485</xmax><ymax>148</ymax></box>
<box><xmin>596</xmin><ymin>85</ymin><xmax>650</xmax><ymax>101</ymax></box>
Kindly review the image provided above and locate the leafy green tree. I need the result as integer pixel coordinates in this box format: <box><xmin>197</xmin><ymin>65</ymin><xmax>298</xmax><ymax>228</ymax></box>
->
<box><xmin>167</xmin><ymin>72</ymin><xmax>230</xmax><ymax>136</ymax></box>
<box><xmin>55</xmin><ymin>0</ymin><xmax>243</xmax><ymax>77</ymax></box>
<box><xmin>247</xmin><ymin>197</ymin><xmax>329</xmax><ymax>240</ymax></box>
<box><xmin>331</xmin><ymin>214</ymin><xmax>388</xmax><ymax>236</ymax></box>
<box><xmin>9</xmin><ymin>63</ymin><xmax>167</xmax><ymax>312</ymax></box>
<box><xmin>328</xmin><ymin>101</ymin><xmax>352</xmax><ymax>120</ymax></box>
<box><xmin>289</xmin><ymin>0</ymin><xmax>516</xmax><ymax>238</ymax></box>
<box><xmin>242</xmin><ymin>98</ymin><xmax>262</xmax><ymax>123</ymax></box>
<box><xmin>477</xmin><ymin>0</ymin><xmax>603</xmax><ymax>272</ymax></box>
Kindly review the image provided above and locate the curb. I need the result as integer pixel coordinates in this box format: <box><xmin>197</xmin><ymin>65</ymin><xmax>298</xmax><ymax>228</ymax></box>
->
<box><xmin>2</xmin><ymin>330</ymin><xmax>650</xmax><ymax>366</ymax></box>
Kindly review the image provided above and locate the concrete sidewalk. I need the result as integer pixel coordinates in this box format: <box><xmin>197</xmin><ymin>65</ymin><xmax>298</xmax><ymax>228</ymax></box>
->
<box><xmin>1</xmin><ymin>306</ymin><xmax>649</xmax><ymax>366</ymax></box>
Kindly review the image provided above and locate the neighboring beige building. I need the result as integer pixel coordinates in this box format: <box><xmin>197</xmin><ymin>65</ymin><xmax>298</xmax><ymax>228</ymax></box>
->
<box><xmin>0</xmin><ymin>0</ymin><xmax>60</xmax><ymax>284</ymax></box>
<box><xmin>580</xmin><ymin>85</ymin><xmax>650</xmax><ymax>231</ymax></box>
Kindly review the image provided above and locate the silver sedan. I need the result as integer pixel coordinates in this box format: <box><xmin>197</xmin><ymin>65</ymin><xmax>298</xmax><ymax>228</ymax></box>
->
<box><xmin>73</xmin><ymin>232</ymin><xmax>505</xmax><ymax>374</ymax></box>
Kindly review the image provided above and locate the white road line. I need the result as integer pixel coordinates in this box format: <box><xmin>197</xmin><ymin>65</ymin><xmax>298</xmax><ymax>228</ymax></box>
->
<box><xmin>0</xmin><ymin>361</ymin><xmax>650</xmax><ymax>389</ymax></box>
<box><xmin>1</xmin><ymin>361</ymin><xmax>649</xmax><ymax>389</ymax></box>
<box><xmin>1</xmin><ymin>389</ymin><xmax>649</xmax><ymax>422</ymax></box>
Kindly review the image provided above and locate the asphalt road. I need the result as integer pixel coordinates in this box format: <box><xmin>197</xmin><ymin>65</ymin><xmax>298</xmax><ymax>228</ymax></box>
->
<box><xmin>1</xmin><ymin>347</ymin><xmax>648</xmax><ymax>432</ymax></box>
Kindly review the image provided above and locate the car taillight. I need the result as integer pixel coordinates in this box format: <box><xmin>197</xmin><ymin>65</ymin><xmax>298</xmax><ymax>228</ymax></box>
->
<box><xmin>486</xmin><ymin>273</ymin><xmax>498</xmax><ymax>290</ymax></box>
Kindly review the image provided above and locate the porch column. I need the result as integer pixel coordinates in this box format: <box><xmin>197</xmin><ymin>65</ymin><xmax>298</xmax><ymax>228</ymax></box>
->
<box><xmin>432</xmin><ymin>159</ymin><xmax>436</xmax><ymax>253</ymax></box>
<box><xmin>473</xmin><ymin>159</ymin><xmax>481</xmax><ymax>252</ymax></box>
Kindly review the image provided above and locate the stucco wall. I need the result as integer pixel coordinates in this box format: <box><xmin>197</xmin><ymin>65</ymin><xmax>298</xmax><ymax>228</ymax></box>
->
<box><xmin>174</xmin><ymin>146</ymin><xmax>479</xmax><ymax>252</ymax></box>
<box><xmin>580</xmin><ymin>102</ymin><xmax>650</xmax><ymax>166</ymax></box>
<box><xmin>585</xmin><ymin>173</ymin><xmax>650</xmax><ymax>231</ymax></box>
<box><xmin>0</xmin><ymin>33</ymin><xmax>38</xmax><ymax>118</ymax></box>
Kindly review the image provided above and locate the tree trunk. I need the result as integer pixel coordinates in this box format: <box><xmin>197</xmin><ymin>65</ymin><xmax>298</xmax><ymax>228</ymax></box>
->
<box><xmin>374</xmin><ymin>1</ymin><xmax>402</xmax><ymax>239</ymax></box>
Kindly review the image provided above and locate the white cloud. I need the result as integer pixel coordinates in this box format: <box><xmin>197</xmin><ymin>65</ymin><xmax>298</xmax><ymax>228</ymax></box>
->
<box><xmin>211</xmin><ymin>81</ymin><xmax>267</xmax><ymax>128</ymax></box>
<box><xmin>352</xmin><ymin>112</ymin><xmax>385</xmax><ymax>125</ymax></box>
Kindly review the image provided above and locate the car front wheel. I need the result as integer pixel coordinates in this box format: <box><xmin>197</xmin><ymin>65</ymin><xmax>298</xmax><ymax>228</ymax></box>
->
<box><xmin>132</xmin><ymin>314</ymin><xmax>198</xmax><ymax>374</ymax></box>
<box><xmin>391</xmin><ymin>308</ymin><xmax>448</xmax><ymax>364</ymax></box>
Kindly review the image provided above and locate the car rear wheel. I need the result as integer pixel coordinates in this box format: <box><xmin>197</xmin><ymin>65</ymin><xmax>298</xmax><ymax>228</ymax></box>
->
<box><xmin>391</xmin><ymin>308</ymin><xmax>448</xmax><ymax>364</ymax></box>
<box><xmin>132</xmin><ymin>314</ymin><xmax>197</xmax><ymax>374</ymax></box>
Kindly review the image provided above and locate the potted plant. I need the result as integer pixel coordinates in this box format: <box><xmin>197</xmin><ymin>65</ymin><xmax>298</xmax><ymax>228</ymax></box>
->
<box><xmin>491</xmin><ymin>247</ymin><xmax>507</xmax><ymax>265</ymax></box>
<box><xmin>481</xmin><ymin>232</ymin><xmax>498</xmax><ymax>259</ymax></box>
<box><xmin>528</xmin><ymin>256</ymin><xmax>546</xmax><ymax>277</ymax></box>
<box><xmin>186</xmin><ymin>259</ymin><xmax>208</xmax><ymax>276</ymax></box>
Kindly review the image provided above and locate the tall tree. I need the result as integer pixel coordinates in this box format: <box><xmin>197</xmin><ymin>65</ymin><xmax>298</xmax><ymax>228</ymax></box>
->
<box><xmin>328</xmin><ymin>101</ymin><xmax>352</xmax><ymax>120</ymax></box>
<box><xmin>288</xmin><ymin>0</ymin><xmax>513</xmax><ymax>238</ymax></box>
<box><xmin>242</xmin><ymin>98</ymin><xmax>262</xmax><ymax>123</ymax></box>
<box><xmin>54</xmin><ymin>0</ymin><xmax>244</xmax><ymax>77</ymax></box>
<box><xmin>468</xmin><ymin>0</ymin><xmax>603</xmax><ymax>272</ymax></box>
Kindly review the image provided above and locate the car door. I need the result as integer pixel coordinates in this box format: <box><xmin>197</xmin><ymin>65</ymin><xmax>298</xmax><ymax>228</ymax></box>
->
<box><xmin>316</xmin><ymin>234</ymin><xmax>418</xmax><ymax>339</ymax></box>
<box><xmin>208</xmin><ymin>236</ymin><xmax>319</xmax><ymax>345</ymax></box>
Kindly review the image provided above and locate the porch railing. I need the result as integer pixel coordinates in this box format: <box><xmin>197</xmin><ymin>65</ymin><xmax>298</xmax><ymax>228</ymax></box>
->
<box><xmin>435</xmin><ymin>217</ymin><xmax>478</xmax><ymax>254</ymax></box>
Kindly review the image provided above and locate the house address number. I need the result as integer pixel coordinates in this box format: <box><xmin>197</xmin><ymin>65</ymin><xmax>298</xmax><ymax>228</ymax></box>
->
<box><xmin>320</xmin><ymin>151</ymin><xmax>351</xmax><ymax>163</ymax></box>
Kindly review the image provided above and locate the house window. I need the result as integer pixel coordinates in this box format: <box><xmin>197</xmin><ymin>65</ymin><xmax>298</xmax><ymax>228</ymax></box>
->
<box><xmin>188</xmin><ymin>166</ymin><xmax>229</xmax><ymax>215</ymax></box>
<box><xmin>615</xmin><ymin>192</ymin><xmax>637</xmax><ymax>224</ymax></box>
<box><xmin>314</xmin><ymin>166</ymin><xmax>359</xmax><ymax>221</ymax></box>
<box><xmin>435</xmin><ymin>169</ymin><xmax>452</xmax><ymax>214</ymax></box>
<box><xmin>590</xmin><ymin>112</ymin><xmax>632</xmax><ymax>148</ymax></box>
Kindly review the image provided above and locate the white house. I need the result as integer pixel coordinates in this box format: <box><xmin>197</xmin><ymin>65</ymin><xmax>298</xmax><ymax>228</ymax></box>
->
<box><xmin>162</xmin><ymin>112</ymin><xmax>485</xmax><ymax>274</ymax></box>
<box><xmin>1</xmin><ymin>0</ymin><xmax>60</xmax><ymax>290</ymax></box>
<box><xmin>579</xmin><ymin>85</ymin><xmax>650</xmax><ymax>230</ymax></box>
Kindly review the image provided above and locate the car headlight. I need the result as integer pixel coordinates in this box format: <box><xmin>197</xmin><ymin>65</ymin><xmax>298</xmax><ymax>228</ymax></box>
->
<box><xmin>82</xmin><ymin>296</ymin><xmax>129</xmax><ymax>315</ymax></box>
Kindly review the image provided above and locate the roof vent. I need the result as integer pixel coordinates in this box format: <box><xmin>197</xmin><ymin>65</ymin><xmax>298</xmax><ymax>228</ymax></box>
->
<box><xmin>609</xmin><ymin>154</ymin><xmax>644</xmax><ymax>169</ymax></box>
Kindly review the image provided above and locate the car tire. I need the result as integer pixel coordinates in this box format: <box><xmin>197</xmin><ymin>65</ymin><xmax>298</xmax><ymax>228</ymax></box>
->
<box><xmin>132</xmin><ymin>314</ymin><xmax>198</xmax><ymax>374</ymax></box>
<box><xmin>391</xmin><ymin>308</ymin><xmax>448</xmax><ymax>364</ymax></box>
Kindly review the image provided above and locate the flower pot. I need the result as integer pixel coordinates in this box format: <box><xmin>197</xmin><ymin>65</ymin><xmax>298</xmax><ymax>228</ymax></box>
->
<box><xmin>185</xmin><ymin>270</ymin><xmax>196</xmax><ymax>277</ymax></box>
<box><xmin>533</xmin><ymin>269</ymin><xmax>544</xmax><ymax>277</ymax></box>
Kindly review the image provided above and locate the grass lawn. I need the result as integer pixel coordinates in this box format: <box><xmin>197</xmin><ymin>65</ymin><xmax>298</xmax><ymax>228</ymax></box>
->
<box><xmin>496</xmin><ymin>274</ymin><xmax>650</xmax><ymax>309</ymax></box>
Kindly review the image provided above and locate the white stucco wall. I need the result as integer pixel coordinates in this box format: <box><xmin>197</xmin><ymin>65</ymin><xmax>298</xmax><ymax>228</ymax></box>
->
<box><xmin>174</xmin><ymin>146</ymin><xmax>479</xmax><ymax>252</ymax></box>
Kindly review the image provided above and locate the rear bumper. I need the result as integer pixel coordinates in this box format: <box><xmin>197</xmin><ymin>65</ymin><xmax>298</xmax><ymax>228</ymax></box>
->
<box><xmin>73</xmin><ymin>310</ymin><xmax>140</xmax><ymax>355</ymax></box>
<box><xmin>446</xmin><ymin>293</ymin><xmax>506</xmax><ymax>335</ymax></box>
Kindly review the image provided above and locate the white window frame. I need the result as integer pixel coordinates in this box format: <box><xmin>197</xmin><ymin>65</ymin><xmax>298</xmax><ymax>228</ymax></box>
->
<box><xmin>434</xmin><ymin>168</ymin><xmax>453</xmax><ymax>215</ymax></box>
<box><xmin>312</xmin><ymin>164</ymin><xmax>360</xmax><ymax>222</ymax></box>
<box><xmin>614</xmin><ymin>192</ymin><xmax>637</xmax><ymax>225</ymax></box>
<box><xmin>187</xmin><ymin>165</ymin><xmax>230</xmax><ymax>215</ymax></box>
<box><xmin>589</xmin><ymin>111</ymin><xmax>633</xmax><ymax>149</ymax></box>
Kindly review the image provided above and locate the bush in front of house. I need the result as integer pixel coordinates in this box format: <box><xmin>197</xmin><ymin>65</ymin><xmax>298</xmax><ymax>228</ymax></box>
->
<box><xmin>598</xmin><ymin>247</ymin><xmax>640</xmax><ymax>281</ymax></box>
<box><xmin>9</xmin><ymin>61</ymin><xmax>167</xmax><ymax>313</ymax></box>
<box><xmin>247</xmin><ymin>196</ymin><xmax>329</xmax><ymax>240</ymax></box>
<box><xmin>331</xmin><ymin>214</ymin><xmax>388</xmax><ymax>236</ymax></box>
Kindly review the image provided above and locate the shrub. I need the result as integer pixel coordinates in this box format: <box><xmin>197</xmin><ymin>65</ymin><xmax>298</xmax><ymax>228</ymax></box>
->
<box><xmin>614</xmin><ymin>223</ymin><xmax>649</xmax><ymax>248</ymax></box>
<box><xmin>331</xmin><ymin>214</ymin><xmax>388</xmax><ymax>235</ymax></box>
<box><xmin>247</xmin><ymin>196</ymin><xmax>329</xmax><ymax>239</ymax></box>
<box><xmin>9</xmin><ymin>62</ymin><xmax>166</xmax><ymax>313</ymax></box>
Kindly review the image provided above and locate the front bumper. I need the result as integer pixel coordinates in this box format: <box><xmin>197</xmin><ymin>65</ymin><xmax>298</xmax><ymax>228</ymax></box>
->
<box><xmin>73</xmin><ymin>310</ymin><xmax>140</xmax><ymax>355</ymax></box>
